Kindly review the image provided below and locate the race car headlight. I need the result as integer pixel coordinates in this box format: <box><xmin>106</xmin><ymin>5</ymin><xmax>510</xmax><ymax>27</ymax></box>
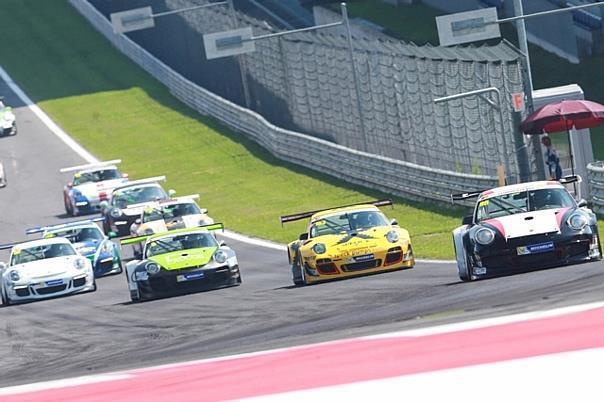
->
<box><xmin>144</xmin><ymin>228</ymin><xmax>154</xmax><ymax>235</ymax></box>
<box><xmin>213</xmin><ymin>250</ymin><xmax>228</xmax><ymax>264</ymax></box>
<box><xmin>74</xmin><ymin>258</ymin><xmax>86</xmax><ymax>269</ymax></box>
<box><xmin>386</xmin><ymin>230</ymin><xmax>400</xmax><ymax>243</ymax></box>
<box><xmin>9</xmin><ymin>270</ymin><xmax>20</xmax><ymax>282</ymax></box>
<box><xmin>568</xmin><ymin>213</ymin><xmax>588</xmax><ymax>230</ymax></box>
<box><xmin>145</xmin><ymin>262</ymin><xmax>161</xmax><ymax>274</ymax></box>
<box><xmin>110</xmin><ymin>208</ymin><xmax>122</xmax><ymax>218</ymax></box>
<box><xmin>312</xmin><ymin>243</ymin><xmax>326</xmax><ymax>254</ymax></box>
<box><xmin>475</xmin><ymin>227</ymin><xmax>495</xmax><ymax>245</ymax></box>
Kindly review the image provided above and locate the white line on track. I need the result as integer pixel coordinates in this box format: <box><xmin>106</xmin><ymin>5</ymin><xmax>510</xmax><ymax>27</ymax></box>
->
<box><xmin>0</xmin><ymin>65</ymin><xmax>455</xmax><ymax>262</ymax></box>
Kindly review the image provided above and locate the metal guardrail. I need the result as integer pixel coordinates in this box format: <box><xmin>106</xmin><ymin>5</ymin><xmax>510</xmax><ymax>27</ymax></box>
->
<box><xmin>587</xmin><ymin>161</ymin><xmax>604</xmax><ymax>214</ymax></box>
<box><xmin>70</xmin><ymin>0</ymin><xmax>498</xmax><ymax>206</ymax></box>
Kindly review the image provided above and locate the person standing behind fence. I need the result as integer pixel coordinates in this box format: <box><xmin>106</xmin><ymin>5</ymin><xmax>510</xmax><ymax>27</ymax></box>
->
<box><xmin>541</xmin><ymin>135</ymin><xmax>562</xmax><ymax>180</ymax></box>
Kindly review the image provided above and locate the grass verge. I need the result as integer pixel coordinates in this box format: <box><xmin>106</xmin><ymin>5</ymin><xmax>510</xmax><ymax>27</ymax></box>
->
<box><xmin>0</xmin><ymin>0</ymin><xmax>465</xmax><ymax>260</ymax></box>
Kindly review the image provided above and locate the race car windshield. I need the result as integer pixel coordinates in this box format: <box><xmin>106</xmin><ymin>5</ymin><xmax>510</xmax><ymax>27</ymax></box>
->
<box><xmin>310</xmin><ymin>211</ymin><xmax>388</xmax><ymax>237</ymax></box>
<box><xmin>10</xmin><ymin>243</ymin><xmax>77</xmax><ymax>265</ymax></box>
<box><xmin>476</xmin><ymin>188</ymin><xmax>575</xmax><ymax>221</ymax></box>
<box><xmin>145</xmin><ymin>233</ymin><xmax>217</xmax><ymax>257</ymax></box>
<box><xmin>143</xmin><ymin>203</ymin><xmax>201</xmax><ymax>223</ymax></box>
<box><xmin>49</xmin><ymin>227</ymin><xmax>104</xmax><ymax>243</ymax></box>
<box><xmin>73</xmin><ymin>169</ymin><xmax>121</xmax><ymax>185</ymax></box>
<box><xmin>112</xmin><ymin>186</ymin><xmax>167</xmax><ymax>208</ymax></box>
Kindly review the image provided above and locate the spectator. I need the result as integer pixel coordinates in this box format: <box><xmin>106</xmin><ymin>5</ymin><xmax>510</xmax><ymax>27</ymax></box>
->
<box><xmin>541</xmin><ymin>135</ymin><xmax>562</xmax><ymax>180</ymax></box>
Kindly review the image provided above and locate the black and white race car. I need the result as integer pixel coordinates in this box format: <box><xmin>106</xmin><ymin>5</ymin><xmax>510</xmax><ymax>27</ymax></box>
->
<box><xmin>452</xmin><ymin>176</ymin><xmax>601</xmax><ymax>281</ymax></box>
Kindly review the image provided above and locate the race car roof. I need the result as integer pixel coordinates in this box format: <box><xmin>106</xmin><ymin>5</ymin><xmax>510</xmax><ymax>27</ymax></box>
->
<box><xmin>5</xmin><ymin>236</ymin><xmax>73</xmax><ymax>251</ymax></box>
<box><xmin>311</xmin><ymin>205</ymin><xmax>381</xmax><ymax>223</ymax></box>
<box><xmin>120</xmin><ymin>223</ymin><xmax>224</xmax><ymax>246</ymax></box>
<box><xmin>280</xmin><ymin>199</ymin><xmax>392</xmax><ymax>224</ymax></box>
<box><xmin>112</xmin><ymin>179</ymin><xmax>165</xmax><ymax>194</ymax></box>
<box><xmin>478</xmin><ymin>180</ymin><xmax>565</xmax><ymax>201</ymax></box>
<box><xmin>77</xmin><ymin>165</ymin><xmax>120</xmax><ymax>175</ymax></box>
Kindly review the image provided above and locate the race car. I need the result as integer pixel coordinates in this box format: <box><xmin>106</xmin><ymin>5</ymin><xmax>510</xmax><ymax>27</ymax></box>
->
<box><xmin>451</xmin><ymin>176</ymin><xmax>601</xmax><ymax>282</ymax></box>
<box><xmin>280</xmin><ymin>199</ymin><xmax>414</xmax><ymax>286</ymax></box>
<box><xmin>26</xmin><ymin>218</ymin><xmax>123</xmax><ymax>277</ymax></box>
<box><xmin>128</xmin><ymin>194</ymin><xmax>214</xmax><ymax>258</ymax></box>
<box><xmin>0</xmin><ymin>160</ymin><xmax>6</xmax><ymax>188</ymax></box>
<box><xmin>0</xmin><ymin>237</ymin><xmax>96</xmax><ymax>306</ymax></box>
<box><xmin>121</xmin><ymin>224</ymin><xmax>241</xmax><ymax>302</ymax></box>
<box><xmin>60</xmin><ymin>160</ymin><xmax>129</xmax><ymax>216</ymax></box>
<box><xmin>100</xmin><ymin>176</ymin><xmax>174</xmax><ymax>236</ymax></box>
<box><xmin>0</xmin><ymin>98</ymin><xmax>17</xmax><ymax>136</ymax></box>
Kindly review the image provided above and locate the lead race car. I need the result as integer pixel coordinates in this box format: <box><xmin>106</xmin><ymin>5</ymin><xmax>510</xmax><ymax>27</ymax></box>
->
<box><xmin>451</xmin><ymin>176</ymin><xmax>601</xmax><ymax>281</ymax></box>
<box><xmin>0</xmin><ymin>98</ymin><xmax>17</xmax><ymax>136</ymax></box>
<box><xmin>120</xmin><ymin>224</ymin><xmax>241</xmax><ymax>302</ymax></box>
<box><xmin>0</xmin><ymin>237</ymin><xmax>96</xmax><ymax>306</ymax></box>
<box><xmin>60</xmin><ymin>160</ymin><xmax>129</xmax><ymax>216</ymax></box>
<box><xmin>280</xmin><ymin>200</ymin><xmax>414</xmax><ymax>286</ymax></box>
<box><xmin>26</xmin><ymin>218</ymin><xmax>122</xmax><ymax>277</ymax></box>
<box><xmin>100</xmin><ymin>176</ymin><xmax>174</xmax><ymax>236</ymax></box>
<box><xmin>128</xmin><ymin>194</ymin><xmax>214</xmax><ymax>258</ymax></box>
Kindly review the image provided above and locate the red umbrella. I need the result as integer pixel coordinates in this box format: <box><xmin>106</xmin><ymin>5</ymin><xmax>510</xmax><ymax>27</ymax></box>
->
<box><xmin>520</xmin><ymin>100</ymin><xmax>604</xmax><ymax>134</ymax></box>
<box><xmin>520</xmin><ymin>99</ymin><xmax>604</xmax><ymax>176</ymax></box>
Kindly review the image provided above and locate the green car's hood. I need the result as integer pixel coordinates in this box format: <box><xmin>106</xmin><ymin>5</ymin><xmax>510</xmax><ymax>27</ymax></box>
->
<box><xmin>148</xmin><ymin>247</ymin><xmax>217</xmax><ymax>270</ymax></box>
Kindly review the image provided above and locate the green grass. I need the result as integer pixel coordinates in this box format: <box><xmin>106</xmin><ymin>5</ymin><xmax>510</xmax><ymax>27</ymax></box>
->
<box><xmin>0</xmin><ymin>0</ymin><xmax>466</xmax><ymax>260</ymax></box>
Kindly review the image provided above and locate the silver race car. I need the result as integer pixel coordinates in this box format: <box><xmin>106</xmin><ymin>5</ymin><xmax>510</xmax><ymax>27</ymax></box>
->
<box><xmin>0</xmin><ymin>98</ymin><xmax>16</xmax><ymax>136</ymax></box>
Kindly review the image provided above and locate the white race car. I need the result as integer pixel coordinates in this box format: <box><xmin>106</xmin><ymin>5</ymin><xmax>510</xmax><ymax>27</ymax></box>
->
<box><xmin>128</xmin><ymin>194</ymin><xmax>214</xmax><ymax>258</ymax></box>
<box><xmin>0</xmin><ymin>99</ymin><xmax>17</xmax><ymax>136</ymax></box>
<box><xmin>0</xmin><ymin>160</ymin><xmax>6</xmax><ymax>188</ymax></box>
<box><xmin>0</xmin><ymin>237</ymin><xmax>96</xmax><ymax>306</ymax></box>
<box><xmin>60</xmin><ymin>160</ymin><xmax>129</xmax><ymax>216</ymax></box>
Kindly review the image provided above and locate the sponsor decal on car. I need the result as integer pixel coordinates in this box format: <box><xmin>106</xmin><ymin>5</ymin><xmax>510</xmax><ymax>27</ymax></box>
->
<box><xmin>517</xmin><ymin>241</ymin><xmax>555</xmax><ymax>256</ymax></box>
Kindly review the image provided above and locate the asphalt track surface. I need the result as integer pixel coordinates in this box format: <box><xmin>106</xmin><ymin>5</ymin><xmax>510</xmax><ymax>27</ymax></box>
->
<box><xmin>1</xmin><ymin>77</ymin><xmax>604</xmax><ymax>388</ymax></box>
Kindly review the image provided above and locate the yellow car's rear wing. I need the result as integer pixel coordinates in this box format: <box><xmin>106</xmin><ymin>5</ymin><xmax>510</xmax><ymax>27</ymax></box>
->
<box><xmin>280</xmin><ymin>199</ymin><xmax>392</xmax><ymax>225</ymax></box>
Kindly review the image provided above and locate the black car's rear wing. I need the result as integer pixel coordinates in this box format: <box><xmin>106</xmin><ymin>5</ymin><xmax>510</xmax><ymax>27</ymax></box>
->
<box><xmin>280</xmin><ymin>199</ymin><xmax>393</xmax><ymax>225</ymax></box>
<box><xmin>450</xmin><ymin>190</ymin><xmax>486</xmax><ymax>203</ymax></box>
<box><xmin>120</xmin><ymin>222</ymin><xmax>225</xmax><ymax>246</ymax></box>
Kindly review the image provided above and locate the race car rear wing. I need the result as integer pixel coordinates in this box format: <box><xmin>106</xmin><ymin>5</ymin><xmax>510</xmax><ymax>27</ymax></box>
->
<box><xmin>59</xmin><ymin>160</ymin><xmax>122</xmax><ymax>173</ymax></box>
<box><xmin>112</xmin><ymin>176</ymin><xmax>167</xmax><ymax>193</ymax></box>
<box><xmin>450</xmin><ymin>190</ymin><xmax>486</xmax><ymax>203</ymax></box>
<box><xmin>280</xmin><ymin>199</ymin><xmax>393</xmax><ymax>225</ymax></box>
<box><xmin>120</xmin><ymin>223</ymin><xmax>224</xmax><ymax>246</ymax></box>
<box><xmin>559</xmin><ymin>175</ymin><xmax>582</xmax><ymax>185</ymax></box>
<box><xmin>25</xmin><ymin>217</ymin><xmax>105</xmax><ymax>235</ymax></box>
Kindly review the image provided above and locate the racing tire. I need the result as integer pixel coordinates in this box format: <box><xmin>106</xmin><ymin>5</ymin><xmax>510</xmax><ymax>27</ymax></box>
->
<box><xmin>292</xmin><ymin>253</ymin><xmax>306</xmax><ymax>287</ymax></box>
<box><xmin>89</xmin><ymin>281</ymin><xmax>97</xmax><ymax>293</ymax></box>
<box><xmin>129</xmin><ymin>282</ymin><xmax>143</xmax><ymax>303</ymax></box>
<box><xmin>1</xmin><ymin>285</ymin><xmax>11</xmax><ymax>306</ymax></box>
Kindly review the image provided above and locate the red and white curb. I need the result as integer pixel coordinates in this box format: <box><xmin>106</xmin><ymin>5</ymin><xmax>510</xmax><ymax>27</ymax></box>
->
<box><xmin>2</xmin><ymin>301</ymin><xmax>603</xmax><ymax>401</ymax></box>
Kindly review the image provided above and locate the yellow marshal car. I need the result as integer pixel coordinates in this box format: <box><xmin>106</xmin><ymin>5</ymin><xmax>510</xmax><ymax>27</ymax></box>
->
<box><xmin>281</xmin><ymin>200</ymin><xmax>414</xmax><ymax>286</ymax></box>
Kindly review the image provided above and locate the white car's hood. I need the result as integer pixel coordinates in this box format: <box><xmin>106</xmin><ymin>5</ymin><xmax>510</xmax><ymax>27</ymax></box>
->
<box><xmin>484</xmin><ymin>208</ymin><xmax>568</xmax><ymax>239</ymax></box>
<box><xmin>10</xmin><ymin>256</ymin><xmax>79</xmax><ymax>280</ymax></box>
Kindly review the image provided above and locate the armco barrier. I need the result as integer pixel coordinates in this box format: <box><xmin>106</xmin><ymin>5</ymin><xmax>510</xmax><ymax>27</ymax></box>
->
<box><xmin>587</xmin><ymin>162</ymin><xmax>604</xmax><ymax>214</ymax></box>
<box><xmin>70</xmin><ymin>0</ymin><xmax>498</xmax><ymax>206</ymax></box>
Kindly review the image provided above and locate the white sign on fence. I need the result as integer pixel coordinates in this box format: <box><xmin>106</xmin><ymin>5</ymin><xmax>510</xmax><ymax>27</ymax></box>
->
<box><xmin>436</xmin><ymin>7</ymin><xmax>501</xmax><ymax>47</ymax></box>
<box><xmin>203</xmin><ymin>28</ymin><xmax>255</xmax><ymax>60</ymax></box>
<box><xmin>110</xmin><ymin>7</ymin><xmax>155</xmax><ymax>34</ymax></box>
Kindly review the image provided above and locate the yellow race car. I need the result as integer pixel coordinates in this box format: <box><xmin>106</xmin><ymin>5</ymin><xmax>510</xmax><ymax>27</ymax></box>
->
<box><xmin>281</xmin><ymin>200</ymin><xmax>414</xmax><ymax>286</ymax></box>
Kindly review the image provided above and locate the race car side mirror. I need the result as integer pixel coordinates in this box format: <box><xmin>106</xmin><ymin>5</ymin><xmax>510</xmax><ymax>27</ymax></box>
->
<box><xmin>577</xmin><ymin>199</ymin><xmax>591</xmax><ymax>208</ymax></box>
<box><xmin>219</xmin><ymin>240</ymin><xmax>226</xmax><ymax>247</ymax></box>
<box><xmin>99</xmin><ymin>201</ymin><xmax>109</xmax><ymax>209</ymax></box>
<box><xmin>135</xmin><ymin>218</ymin><xmax>141</xmax><ymax>224</ymax></box>
<box><xmin>67</xmin><ymin>182</ymin><xmax>73</xmax><ymax>188</ymax></box>
<box><xmin>462</xmin><ymin>215</ymin><xmax>473</xmax><ymax>225</ymax></box>
<box><xmin>168</xmin><ymin>189</ymin><xmax>176</xmax><ymax>197</ymax></box>
<box><xmin>390</xmin><ymin>219</ymin><xmax>398</xmax><ymax>226</ymax></box>
<box><xmin>122</xmin><ymin>173</ymin><xmax>129</xmax><ymax>178</ymax></box>
<box><xmin>200</xmin><ymin>208</ymin><xmax>208</xmax><ymax>214</ymax></box>
<box><xmin>108</xmin><ymin>231</ymin><xmax>118</xmax><ymax>239</ymax></box>
<box><xmin>299</xmin><ymin>233</ymin><xmax>309</xmax><ymax>241</ymax></box>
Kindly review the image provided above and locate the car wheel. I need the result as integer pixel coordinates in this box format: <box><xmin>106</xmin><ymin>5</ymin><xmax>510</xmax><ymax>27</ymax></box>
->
<box><xmin>1</xmin><ymin>285</ymin><xmax>11</xmax><ymax>306</ymax></box>
<box><xmin>64</xmin><ymin>195</ymin><xmax>73</xmax><ymax>215</ymax></box>
<box><xmin>89</xmin><ymin>281</ymin><xmax>97</xmax><ymax>292</ymax></box>
<box><xmin>292</xmin><ymin>253</ymin><xmax>306</xmax><ymax>286</ymax></box>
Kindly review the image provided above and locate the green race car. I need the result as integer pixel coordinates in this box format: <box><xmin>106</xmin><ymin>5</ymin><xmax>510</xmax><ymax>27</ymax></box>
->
<box><xmin>121</xmin><ymin>224</ymin><xmax>241</xmax><ymax>302</ymax></box>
